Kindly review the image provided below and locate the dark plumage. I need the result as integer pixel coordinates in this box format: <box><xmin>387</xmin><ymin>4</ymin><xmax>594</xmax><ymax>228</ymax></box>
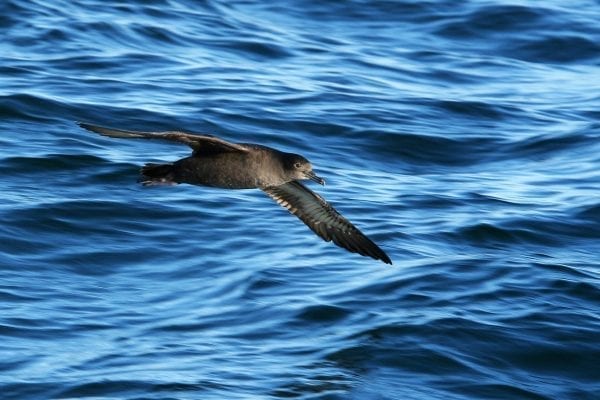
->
<box><xmin>79</xmin><ymin>122</ymin><xmax>391</xmax><ymax>264</ymax></box>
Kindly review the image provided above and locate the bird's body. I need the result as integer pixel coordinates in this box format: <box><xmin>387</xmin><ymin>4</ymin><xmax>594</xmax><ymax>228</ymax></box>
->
<box><xmin>79</xmin><ymin>122</ymin><xmax>391</xmax><ymax>264</ymax></box>
<box><xmin>158</xmin><ymin>145</ymin><xmax>294</xmax><ymax>189</ymax></box>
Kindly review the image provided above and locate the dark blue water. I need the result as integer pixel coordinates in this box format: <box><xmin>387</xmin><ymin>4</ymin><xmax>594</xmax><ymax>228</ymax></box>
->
<box><xmin>1</xmin><ymin>0</ymin><xmax>599</xmax><ymax>399</ymax></box>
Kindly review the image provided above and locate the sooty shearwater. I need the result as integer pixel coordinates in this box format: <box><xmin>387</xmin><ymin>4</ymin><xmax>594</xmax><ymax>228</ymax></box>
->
<box><xmin>79</xmin><ymin>122</ymin><xmax>392</xmax><ymax>264</ymax></box>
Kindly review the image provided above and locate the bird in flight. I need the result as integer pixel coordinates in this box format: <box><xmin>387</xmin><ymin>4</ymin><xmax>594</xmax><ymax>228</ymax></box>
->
<box><xmin>79</xmin><ymin>122</ymin><xmax>391</xmax><ymax>264</ymax></box>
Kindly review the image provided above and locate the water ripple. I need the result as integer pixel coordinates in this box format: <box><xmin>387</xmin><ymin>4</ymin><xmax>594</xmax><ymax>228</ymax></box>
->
<box><xmin>1</xmin><ymin>0</ymin><xmax>599</xmax><ymax>399</ymax></box>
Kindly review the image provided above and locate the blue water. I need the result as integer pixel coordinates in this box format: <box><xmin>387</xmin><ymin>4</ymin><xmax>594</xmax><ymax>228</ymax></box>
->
<box><xmin>1</xmin><ymin>0</ymin><xmax>599</xmax><ymax>399</ymax></box>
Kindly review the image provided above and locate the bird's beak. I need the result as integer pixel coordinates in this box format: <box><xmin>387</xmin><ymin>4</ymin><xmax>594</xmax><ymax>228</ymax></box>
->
<box><xmin>306</xmin><ymin>171</ymin><xmax>325</xmax><ymax>185</ymax></box>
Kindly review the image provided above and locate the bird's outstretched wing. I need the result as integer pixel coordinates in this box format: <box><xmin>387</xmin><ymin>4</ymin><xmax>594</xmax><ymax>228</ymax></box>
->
<box><xmin>263</xmin><ymin>181</ymin><xmax>392</xmax><ymax>264</ymax></box>
<box><xmin>78</xmin><ymin>122</ymin><xmax>249</xmax><ymax>154</ymax></box>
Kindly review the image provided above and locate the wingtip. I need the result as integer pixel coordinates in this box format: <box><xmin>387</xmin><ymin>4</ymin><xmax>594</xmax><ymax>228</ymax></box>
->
<box><xmin>371</xmin><ymin>247</ymin><xmax>392</xmax><ymax>265</ymax></box>
<box><xmin>77</xmin><ymin>122</ymin><xmax>145</xmax><ymax>139</ymax></box>
<box><xmin>77</xmin><ymin>121</ymin><xmax>95</xmax><ymax>132</ymax></box>
<box><xmin>381</xmin><ymin>255</ymin><xmax>393</xmax><ymax>265</ymax></box>
<box><xmin>78</xmin><ymin>121</ymin><xmax>114</xmax><ymax>137</ymax></box>
<box><xmin>366</xmin><ymin>241</ymin><xmax>392</xmax><ymax>265</ymax></box>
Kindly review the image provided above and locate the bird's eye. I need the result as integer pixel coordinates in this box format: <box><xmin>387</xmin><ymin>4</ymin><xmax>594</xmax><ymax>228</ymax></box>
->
<box><xmin>294</xmin><ymin>162</ymin><xmax>301</xmax><ymax>169</ymax></box>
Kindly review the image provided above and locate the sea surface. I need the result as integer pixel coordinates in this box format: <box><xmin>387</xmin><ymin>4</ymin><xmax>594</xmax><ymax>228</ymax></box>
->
<box><xmin>1</xmin><ymin>1</ymin><xmax>599</xmax><ymax>399</ymax></box>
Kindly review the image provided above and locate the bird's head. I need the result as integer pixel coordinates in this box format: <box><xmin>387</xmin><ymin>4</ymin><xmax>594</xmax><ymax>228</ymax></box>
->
<box><xmin>285</xmin><ymin>154</ymin><xmax>325</xmax><ymax>185</ymax></box>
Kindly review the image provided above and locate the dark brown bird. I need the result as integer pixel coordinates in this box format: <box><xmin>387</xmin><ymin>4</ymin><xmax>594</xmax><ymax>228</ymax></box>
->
<box><xmin>79</xmin><ymin>122</ymin><xmax>391</xmax><ymax>264</ymax></box>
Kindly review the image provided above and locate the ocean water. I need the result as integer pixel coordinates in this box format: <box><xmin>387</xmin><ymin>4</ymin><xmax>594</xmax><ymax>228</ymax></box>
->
<box><xmin>1</xmin><ymin>0</ymin><xmax>599</xmax><ymax>399</ymax></box>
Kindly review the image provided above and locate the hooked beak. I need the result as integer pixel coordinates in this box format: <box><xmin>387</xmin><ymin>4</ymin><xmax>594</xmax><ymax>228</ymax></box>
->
<box><xmin>306</xmin><ymin>170</ymin><xmax>325</xmax><ymax>185</ymax></box>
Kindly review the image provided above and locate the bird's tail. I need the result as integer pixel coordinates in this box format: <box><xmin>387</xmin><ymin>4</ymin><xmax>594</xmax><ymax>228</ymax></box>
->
<box><xmin>139</xmin><ymin>163</ymin><xmax>177</xmax><ymax>186</ymax></box>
